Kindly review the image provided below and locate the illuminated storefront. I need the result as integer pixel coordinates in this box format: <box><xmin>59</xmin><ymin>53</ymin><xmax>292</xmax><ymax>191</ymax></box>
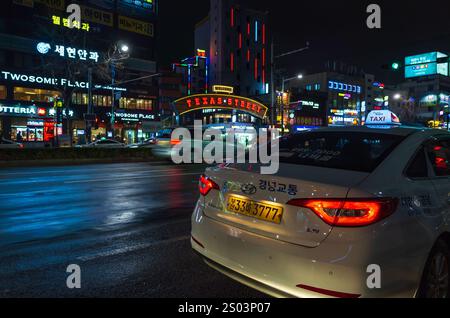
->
<box><xmin>0</xmin><ymin>103</ymin><xmax>75</xmax><ymax>143</ymax></box>
<box><xmin>288</xmin><ymin>95</ymin><xmax>328</xmax><ymax>131</ymax></box>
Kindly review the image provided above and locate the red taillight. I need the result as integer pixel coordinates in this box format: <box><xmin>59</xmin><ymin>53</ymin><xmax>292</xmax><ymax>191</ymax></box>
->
<box><xmin>170</xmin><ymin>139</ymin><xmax>181</xmax><ymax>146</ymax></box>
<box><xmin>19</xmin><ymin>144</ymin><xmax>24</xmax><ymax>149</ymax></box>
<box><xmin>199</xmin><ymin>174</ymin><xmax>220</xmax><ymax>196</ymax></box>
<box><xmin>287</xmin><ymin>198</ymin><xmax>398</xmax><ymax>227</ymax></box>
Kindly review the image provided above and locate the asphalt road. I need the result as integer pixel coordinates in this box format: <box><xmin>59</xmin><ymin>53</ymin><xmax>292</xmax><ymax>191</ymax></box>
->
<box><xmin>0</xmin><ymin>162</ymin><xmax>265</xmax><ymax>298</ymax></box>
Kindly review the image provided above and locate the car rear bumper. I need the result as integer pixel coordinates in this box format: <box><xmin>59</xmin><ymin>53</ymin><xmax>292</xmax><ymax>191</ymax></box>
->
<box><xmin>191</xmin><ymin>202</ymin><xmax>419</xmax><ymax>298</ymax></box>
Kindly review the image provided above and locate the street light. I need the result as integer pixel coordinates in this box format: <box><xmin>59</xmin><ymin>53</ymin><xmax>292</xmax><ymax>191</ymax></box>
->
<box><xmin>108</xmin><ymin>42</ymin><xmax>130</xmax><ymax>140</ymax></box>
<box><xmin>270</xmin><ymin>42</ymin><xmax>310</xmax><ymax>125</ymax></box>
<box><xmin>279</xmin><ymin>74</ymin><xmax>304</xmax><ymax>134</ymax></box>
<box><xmin>120</xmin><ymin>44</ymin><xmax>129</xmax><ymax>54</ymax></box>
<box><xmin>394</xmin><ymin>93</ymin><xmax>402</xmax><ymax>100</ymax></box>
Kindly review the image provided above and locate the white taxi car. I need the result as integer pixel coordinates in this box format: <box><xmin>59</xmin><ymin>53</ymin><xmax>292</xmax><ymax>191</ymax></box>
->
<box><xmin>191</xmin><ymin>126</ymin><xmax>450</xmax><ymax>298</ymax></box>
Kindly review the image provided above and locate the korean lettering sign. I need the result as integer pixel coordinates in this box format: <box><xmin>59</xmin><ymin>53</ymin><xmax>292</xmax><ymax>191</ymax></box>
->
<box><xmin>36</xmin><ymin>42</ymin><xmax>99</xmax><ymax>63</ymax></box>
<box><xmin>81</xmin><ymin>6</ymin><xmax>114</xmax><ymax>27</ymax></box>
<box><xmin>118</xmin><ymin>16</ymin><xmax>154</xmax><ymax>37</ymax></box>
<box><xmin>52</xmin><ymin>15</ymin><xmax>90</xmax><ymax>32</ymax></box>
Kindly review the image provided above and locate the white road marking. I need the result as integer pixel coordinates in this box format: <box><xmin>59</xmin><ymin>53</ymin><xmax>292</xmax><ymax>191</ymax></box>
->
<box><xmin>77</xmin><ymin>235</ymin><xmax>190</xmax><ymax>262</ymax></box>
<box><xmin>63</xmin><ymin>172</ymin><xmax>201</xmax><ymax>184</ymax></box>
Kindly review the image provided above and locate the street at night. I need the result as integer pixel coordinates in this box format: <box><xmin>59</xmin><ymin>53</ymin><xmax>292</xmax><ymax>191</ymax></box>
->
<box><xmin>0</xmin><ymin>162</ymin><xmax>264</xmax><ymax>298</ymax></box>
<box><xmin>1</xmin><ymin>0</ymin><xmax>450</xmax><ymax>308</ymax></box>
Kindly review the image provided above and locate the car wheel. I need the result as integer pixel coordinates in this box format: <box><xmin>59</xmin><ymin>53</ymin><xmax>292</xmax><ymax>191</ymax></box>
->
<box><xmin>419</xmin><ymin>239</ymin><xmax>450</xmax><ymax>298</ymax></box>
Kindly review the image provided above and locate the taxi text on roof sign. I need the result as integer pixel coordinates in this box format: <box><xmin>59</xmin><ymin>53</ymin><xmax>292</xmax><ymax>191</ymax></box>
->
<box><xmin>174</xmin><ymin>94</ymin><xmax>268</xmax><ymax>119</ymax></box>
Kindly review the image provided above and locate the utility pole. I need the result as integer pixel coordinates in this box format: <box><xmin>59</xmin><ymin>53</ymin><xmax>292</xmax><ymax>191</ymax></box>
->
<box><xmin>270</xmin><ymin>41</ymin><xmax>275</xmax><ymax>125</ymax></box>
<box><xmin>111</xmin><ymin>63</ymin><xmax>116</xmax><ymax>139</ymax></box>
<box><xmin>86</xmin><ymin>67</ymin><xmax>93</xmax><ymax>143</ymax></box>
<box><xmin>271</xmin><ymin>42</ymin><xmax>310</xmax><ymax>127</ymax></box>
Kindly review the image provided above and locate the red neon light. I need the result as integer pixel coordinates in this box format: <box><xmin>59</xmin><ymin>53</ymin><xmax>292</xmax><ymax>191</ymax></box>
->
<box><xmin>231</xmin><ymin>53</ymin><xmax>234</xmax><ymax>71</ymax></box>
<box><xmin>247</xmin><ymin>22</ymin><xmax>250</xmax><ymax>35</ymax></box>
<box><xmin>262</xmin><ymin>69</ymin><xmax>266</xmax><ymax>84</ymax></box>
<box><xmin>254</xmin><ymin>58</ymin><xmax>258</xmax><ymax>79</ymax></box>
<box><xmin>247</xmin><ymin>49</ymin><xmax>250</xmax><ymax>62</ymax></box>
<box><xmin>231</xmin><ymin>7</ymin><xmax>234</xmax><ymax>27</ymax></box>
<box><xmin>239</xmin><ymin>33</ymin><xmax>242</xmax><ymax>49</ymax></box>
<box><xmin>38</xmin><ymin>108</ymin><xmax>46</xmax><ymax>116</ymax></box>
<box><xmin>262</xmin><ymin>24</ymin><xmax>266</xmax><ymax>45</ymax></box>
<box><xmin>262</xmin><ymin>48</ymin><xmax>266</xmax><ymax>66</ymax></box>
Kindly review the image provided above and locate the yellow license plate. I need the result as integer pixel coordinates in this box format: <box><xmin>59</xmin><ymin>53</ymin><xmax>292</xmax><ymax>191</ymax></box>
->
<box><xmin>226</xmin><ymin>195</ymin><xmax>283</xmax><ymax>224</ymax></box>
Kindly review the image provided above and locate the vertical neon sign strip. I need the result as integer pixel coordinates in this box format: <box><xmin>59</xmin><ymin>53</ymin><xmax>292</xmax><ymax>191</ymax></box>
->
<box><xmin>188</xmin><ymin>65</ymin><xmax>191</xmax><ymax>95</ymax></box>
<box><xmin>205</xmin><ymin>57</ymin><xmax>209</xmax><ymax>93</ymax></box>
<box><xmin>262</xmin><ymin>48</ymin><xmax>266</xmax><ymax>66</ymax></box>
<box><xmin>239</xmin><ymin>33</ymin><xmax>242</xmax><ymax>49</ymax></box>
<box><xmin>254</xmin><ymin>58</ymin><xmax>258</xmax><ymax>79</ymax></box>
<box><xmin>231</xmin><ymin>7</ymin><xmax>234</xmax><ymax>27</ymax></box>
<box><xmin>255</xmin><ymin>21</ymin><xmax>258</xmax><ymax>42</ymax></box>
<box><xmin>231</xmin><ymin>53</ymin><xmax>234</xmax><ymax>72</ymax></box>
<box><xmin>247</xmin><ymin>22</ymin><xmax>250</xmax><ymax>35</ymax></box>
<box><xmin>262</xmin><ymin>24</ymin><xmax>266</xmax><ymax>45</ymax></box>
<box><xmin>247</xmin><ymin>49</ymin><xmax>250</xmax><ymax>62</ymax></box>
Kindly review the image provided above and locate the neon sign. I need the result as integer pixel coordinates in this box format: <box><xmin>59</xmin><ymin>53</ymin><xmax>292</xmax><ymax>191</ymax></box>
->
<box><xmin>328</xmin><ymin>81</ymin><xmax>362</xmax><ymax>94</ymax></box>
<box><xmin>52</xmin><ymin>15</ymin><xmax>90</xmax><ymax>32</ymax></box>
<box><xmin>212</xmin><ymin>85</ymin><xmax>234</xmax><ymax>94</ymax></box>
<box><xmin>174</xmin><ymin>94</ymin><xmax>268</xmax><ymax>119</ymax></box>
<box><xmin>36</xmin><ymin>42</ymin><xmax>99</xmax><ymax>63</ymax></box>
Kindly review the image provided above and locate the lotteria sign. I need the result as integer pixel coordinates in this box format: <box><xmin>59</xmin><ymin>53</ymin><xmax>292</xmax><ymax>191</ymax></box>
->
<box><xmin>0</xmin><ymin>71</ymin><xmax>127</xmax><ymax>91</ymax></box>
<box><xmin>174</xmin><ymin>94</ymin><xmax>268</xmax><ymax>119</ymax></box>
<box><xmin>0</xmin><ymin>104</ymin><xmax>75</xmax><ymax>118</ymax></box>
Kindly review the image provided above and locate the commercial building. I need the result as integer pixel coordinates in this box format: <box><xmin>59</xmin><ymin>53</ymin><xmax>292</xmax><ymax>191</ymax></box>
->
<box><xmin>0</xmin><ymin>0</ymin><xmax>159</xmax><ymax>146</ymax></box>
<box><xmin>390</xmin><ymin>52</ymin><xmax>450</xmax><ymax>127</ymax></box>
<box><xmin>196</xmin><ymin>0</ymin><xmax>271</xmax><ymax>97</ymax></box>
<box><xmin>286</xmin><ymin>70</ymin><xmax>373</xmax><ymax>127</ymax></box>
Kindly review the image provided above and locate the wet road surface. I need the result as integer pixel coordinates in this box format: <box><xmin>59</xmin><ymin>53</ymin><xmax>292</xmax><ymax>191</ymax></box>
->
<box><xmin>0</xmin><ymin>163</ymin><xmax>265</xmax><ymax>298</ymax></box>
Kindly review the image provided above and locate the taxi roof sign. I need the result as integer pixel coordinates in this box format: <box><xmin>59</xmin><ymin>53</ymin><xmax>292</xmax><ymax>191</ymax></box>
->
<box><xmin>365</xmin><ymin>110</ymin><xmax>401</xmax><ymax>126</ymax></box>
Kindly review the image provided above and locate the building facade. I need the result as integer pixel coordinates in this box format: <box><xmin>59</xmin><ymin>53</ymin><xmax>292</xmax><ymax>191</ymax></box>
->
<box><xmin>287</xmin><ymin>71</ymin><xmax>370</xmax><ymax>127</ymax></box>
<box><xmin>0</xmin><ymin>0</ymin><xmax>159</xmax><ymax>146</ymax></box>
<box><xmin>195</xmin><ymin>0</ymin><xmax>271</xmax><ymax>99</ymax></box>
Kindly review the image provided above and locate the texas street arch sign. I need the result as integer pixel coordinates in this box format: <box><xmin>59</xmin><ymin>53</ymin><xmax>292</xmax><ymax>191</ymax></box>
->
<box><xmin>173</xmin><ymin>94</ymin><xmax>268</xmax><ymax>119</ymax></box>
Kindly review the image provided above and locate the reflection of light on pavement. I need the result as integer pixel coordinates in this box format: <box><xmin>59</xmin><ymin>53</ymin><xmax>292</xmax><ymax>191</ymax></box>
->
<box><xmin>106</xmin><ymin>211</ymin><xmax>136</xmax><ymax>226</ymax></box>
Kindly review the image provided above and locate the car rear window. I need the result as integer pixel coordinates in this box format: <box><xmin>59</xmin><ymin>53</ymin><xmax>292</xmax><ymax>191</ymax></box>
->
<box><xmin>279</xmin><ymin>132</ymin><xmax>406</xmax><ymax>173</ymax></box>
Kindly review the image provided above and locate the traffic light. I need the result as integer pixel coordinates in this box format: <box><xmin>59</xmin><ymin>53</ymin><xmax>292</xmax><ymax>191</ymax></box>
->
<box><xmin>391</xmin><ymin>62</ymin><xmax>401</xmax><ymax>70</ymax></box>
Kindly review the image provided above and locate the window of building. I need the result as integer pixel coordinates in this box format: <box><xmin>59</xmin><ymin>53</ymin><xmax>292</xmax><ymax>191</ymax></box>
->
<box><xmin>14</xmin><ymin>87</ymin><xmax>60</xmax><ymax>103</ymax></box>
<box><xmin>120</xmin><ymin>98</ymin><xmax>153</xmax><ymax>111</ymax></box>
<box><xmin>0</xmin><ymin>85</ymin><xmax>6</xmax><ymax>99</ymax></box>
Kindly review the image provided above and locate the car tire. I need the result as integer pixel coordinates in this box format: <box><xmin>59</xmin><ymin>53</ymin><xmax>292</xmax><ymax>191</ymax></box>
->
<box><xmin>418</xmin><ymin>239</ymin><xmax>450</xmax><ymax>298</ymax></box>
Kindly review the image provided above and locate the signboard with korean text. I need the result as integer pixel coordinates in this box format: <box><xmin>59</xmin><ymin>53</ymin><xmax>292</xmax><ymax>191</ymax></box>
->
<box><xmin>34</xmin><ymin>0</ymin><xmax>65</xmax><ymax>10</ymax></box>
<box><xmin>405</xmin><ymin>63</ymin><xmax>438</xmax><ymax>79</ymax></box>
<box><xmin>81</xmin><ymin>6</ymin><xmax>114</xmax><ymax>27</ymax></box>
<box><xmin>118</xmin><ymin>16</ymin><xmax>154</xmax><ymax>37</ymax></box>
<box><xmin>174</xmin><ymin>94</ymin><xmax>268</xmax><ymax>119</ymax></box>
<box><xmin>36</xmin><ymin>42</ymin><xmax>100</xmax><ymax>63</ymax></box>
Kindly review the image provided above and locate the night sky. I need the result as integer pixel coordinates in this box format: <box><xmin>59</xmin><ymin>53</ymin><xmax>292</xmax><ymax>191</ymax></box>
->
<box><xmin>159</xmin><ymin>0</ymin><xmax>450</xmax><ymax>84</ymax></box>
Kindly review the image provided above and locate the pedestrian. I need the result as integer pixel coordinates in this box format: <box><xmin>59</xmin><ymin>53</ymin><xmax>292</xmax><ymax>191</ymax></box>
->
<box><xmin>16</xmin><ymin>131</ymin><xmax>23</xmax><ymax>142</ymax></box>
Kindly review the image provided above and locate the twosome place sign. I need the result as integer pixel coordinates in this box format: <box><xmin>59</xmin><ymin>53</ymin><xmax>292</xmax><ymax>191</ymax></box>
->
<box><xmin>174</xmin><ymin>94</ymin><xmax>268</xmax><ymax>119</ymax></box>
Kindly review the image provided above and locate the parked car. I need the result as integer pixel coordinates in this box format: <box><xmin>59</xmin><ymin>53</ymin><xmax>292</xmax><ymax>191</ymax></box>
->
<box><xmin>127</xmin><ymin>138</ymin><xmax>157</xmax><ymax>149</ymax></box>
<box><xmin>192</xmin><ymin>126</ymin><xmax>450</xmax><ymax>298</ymax></box>
<box><xmin>0</xmin><ymin>138</ymin><xmax>24</xmax><ymax>149</ymax></box>
<box><xmin>76</xmin><ymin>139</ymin><xmax>125</xmax><ymax>149</ymax></box>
